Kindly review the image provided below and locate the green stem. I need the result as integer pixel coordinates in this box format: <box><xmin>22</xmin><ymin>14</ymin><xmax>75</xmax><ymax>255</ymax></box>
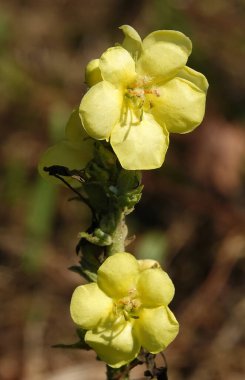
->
<box><xmin>106</xmin><ymin>214</ymin><xmax>128</xmax><ymax>255</ymax></box>
<box><xmin>105</xmin><ymin>215</ymin><xmax>129</xmax><ymax>380</ymax></box>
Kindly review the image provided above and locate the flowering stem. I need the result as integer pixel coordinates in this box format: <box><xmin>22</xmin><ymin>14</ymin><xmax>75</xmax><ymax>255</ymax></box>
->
<box><xmin>106</xmin><ymin>214</ymin><xmax>128</xmax><ymax>255</ymax></box>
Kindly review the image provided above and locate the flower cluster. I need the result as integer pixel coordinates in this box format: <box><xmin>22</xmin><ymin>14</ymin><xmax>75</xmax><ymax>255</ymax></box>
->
<box><xmin>38</xmin><ymin>25</ymin><xmax>208</xmax><ymax>371</ymax></box>
<box><xmin>70</xmin><ymin>253</ymin><xmax>179</xmax><ymax>368</ymax></box>
<box><xmin>80</xmin><ymin>25</ymin><xmax>208</xmax><ymax>170</ymax></box>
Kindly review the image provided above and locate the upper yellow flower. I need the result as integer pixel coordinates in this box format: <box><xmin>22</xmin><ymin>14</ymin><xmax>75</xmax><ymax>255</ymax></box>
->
<box><xmin>70</xmin><ymin>252</ymin><xmax>179</xmax><ymax>368</ymax></box>
<box><xmin>80</xmin><ymin>25</ymin><xmax>208</xmax><ymax>170</ymax></box>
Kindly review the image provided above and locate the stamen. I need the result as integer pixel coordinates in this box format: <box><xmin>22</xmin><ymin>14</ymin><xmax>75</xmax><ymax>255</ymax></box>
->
<box><xmin>123</xmin><ymin>78</ymin><xmax>160</xmax><ymax>124</ymax></box>
<box><xmin>127</xmin><ymin>88</ymin><xmax>144</xmax><ymax>98</ymax></box>
<box><xmin>144</xmin><ymin>88</ymin><xmax>160</xmax><ymax>97</ymax></box>
<box><xmin>114</xmin><ymin>288</ymin><xmax>141</xmax><ymax>321</ymax></box>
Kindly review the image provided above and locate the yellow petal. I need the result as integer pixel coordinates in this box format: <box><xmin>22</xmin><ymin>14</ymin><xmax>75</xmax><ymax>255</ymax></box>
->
<box><xmin>152</xmin><ymin>77</ymin><xmax>207</xmax><ymax>133</ymax></box>
<box><xmin>70</xmin><ymin>283</ymin><xmax>113</xmax><ymax>330</ymax></box>
<box><xmin>119</xmin><ymin>24</ymin><xmax>142</xmax><ymax>58</ymax></box>
<box><xmin>85</xmin><ymin>59</ymin><xmax>102</xmax><ymax>87</ymax></box>
<box><xmin>137</xmin><ymin>30</ymin><xmax>192</xmax><ymax>81</ymax></box>
<box><xmin>99</xmin><ymin>46</ymin><xmax>136</xmax><ymax>87</ymax></box>
<box><xmin>85</xmin><ymin>320</ymin><xmax>140</xmax><ymax>368</ymax></box>
<box><xmin>142</xmin><ymin>30</ymin><xmax>192</xmax><ymax>53</ymax></box>
<box><xmin>110</xmin><ymin>113</ymin><xmax>169</xmax><ymax>170</ymax></box>
<box><xmin>65</xmin><ymin>108</ymin><xmax>92</xmax><ymax>146</ymax></box>
<box><xmin>97</xmin><ymin>253</ymin><xmax>139</xmax><ymax>299</ymax></box>
<box><xmin>38</xmin><ymin>140</ymin><xmax>93</xmax><ymax>187</ymax></box>
<box><xmin>134</xmin><ymin>306</ymin><xmax>179</xmax><ymax>353</ymax></box>
<box><xmin>138</xmin><ymin>259</ymin><xmax>160</xmax><ymax>271</ymax></box>
<box><xmin>177</xmin><ymin>66</ymin><xmax>209</xmax><ymax>93</ymax></box>
<box><xmin>137</xmin><ymin>268</ymin><xmax>175</xmax><ymax>307</ymax></box>
<box><xmin>79</xmin><ymin>81</ymin><xmax>122</xmax><ymax>139</ymax></box>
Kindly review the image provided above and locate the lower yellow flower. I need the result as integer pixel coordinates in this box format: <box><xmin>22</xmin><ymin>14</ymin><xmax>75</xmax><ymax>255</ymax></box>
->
<box><xmin>70</xmin><ymin>253</ymin><xmax>179</xmax><ymax>368</ymax></box>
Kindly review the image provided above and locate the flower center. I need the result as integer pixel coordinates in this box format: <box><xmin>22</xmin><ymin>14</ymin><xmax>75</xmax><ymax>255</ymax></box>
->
<box><xmin>121</xmin><ymin>76</ymin><xmax>160</xmax><ymax>125</ymax></box>
<box><xmin>127</xmin><ymin>76</ymin><xmax>160</xmax><ymax>102</ymax></box>
<box><xmin>114</xmin><ymin>288</ymin><xmax>141</xmax><ymax>321</ymax></box>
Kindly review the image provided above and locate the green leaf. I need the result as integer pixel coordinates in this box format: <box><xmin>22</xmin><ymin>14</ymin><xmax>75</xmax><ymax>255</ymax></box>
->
<box><xmin>78</xmin><ymin>229</ymin><xmax>112</xmax><ymax>246</ymax></box>
<box><xmin>83</xmin><ymin>182</ymin><xmax>109</xmax><ymax>212</ymax></box>
<box><xmin>117</xmin><ymin>169</ymin><xmax>141</xmax><ymax>194</ymax></box>
<box><xmin>69</xmin><ymin>265</ymin><xmax>98</xmax><ymax>282</ymax></box>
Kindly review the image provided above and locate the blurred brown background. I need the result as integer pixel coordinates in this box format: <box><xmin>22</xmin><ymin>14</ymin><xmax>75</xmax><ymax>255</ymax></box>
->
<box><xmin>0</xmin><ymin>1</ymin><xmax>244</xmax><ymax>379</ymax></box>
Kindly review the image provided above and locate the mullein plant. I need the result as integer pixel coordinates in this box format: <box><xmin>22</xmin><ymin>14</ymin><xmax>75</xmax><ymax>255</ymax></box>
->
<box><xmin>39</xmin><ymin>25</ymin><xmax>208</xmax><ymax>379</ymax></box>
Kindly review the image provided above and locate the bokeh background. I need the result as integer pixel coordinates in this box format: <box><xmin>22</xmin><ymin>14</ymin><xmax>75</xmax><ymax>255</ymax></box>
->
<box><xmin>0</xmin><ymin>1</ymin><xmax>244</xmax><ymax>379</ymax></box>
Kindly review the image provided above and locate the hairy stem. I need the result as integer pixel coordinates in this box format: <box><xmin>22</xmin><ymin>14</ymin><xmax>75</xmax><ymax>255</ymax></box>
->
<box><xmin>107</xmin><ymin>215</ymin><xmax>128</xmax><ymax>255</ymax></box>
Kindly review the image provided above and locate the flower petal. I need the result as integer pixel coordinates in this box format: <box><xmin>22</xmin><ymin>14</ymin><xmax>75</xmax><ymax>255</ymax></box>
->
<box><xmin>70</xmin><ymin>283</ymin><xmax>113</xmax><ymax>330</ymax></box>
<box><xmin>119</xmin><ymin>24</ymin><xmax>142</xmax><ymax>58</ymax></box>
<box><xmin>177</xmin><ymin>66</ymin><xmax>209</xmax><ymax>93</ymax></box>
<box><xmin>110</xmin><ymin>113</ymin><xmax>169</xmax><ymax>170</ymax></box>
<box><xmin>99</xmin><ymin>46</ymin><xmax>137</xmax><ymax>87</ymax></box>
<box><xmin>134</xmin><ymin>306</ymin><xmax>179</xmax><ymax>353</ymax></box>
<box><xmin>38</xmin><ymin>140</ymin><xmax>93</xmax><ymax>187</ymax></box>
<box><xmin>85</xmin><ymin>320</ymin><xmax>140</xmax><ymax>368</ymax></box>
<box><xmin>85</xmin><ymin>59</ymin><xmax>102</xmax><ymax>87</ymax></box>
<box><xmin>137</xmin><ymin>268</ymin><xmax>175</xmax><ymax>307</ymax></box>
<box><xmin>152</xmin><ymin>77</ymin><xmax>207</xmax><ymax>133</ymax></box>
<box><xmin>138</xmin><ymin>259</ymin><xmax>160</xmax><ymax>271</ymax></box>
<box><xmin>97</xmin><ymin>253</ymin><xmax>139</xmax><ymax>299</ymax></box>
<box><xmin>65</xmin><ymin>108</ymin><xmax>92</xmax><ymax>146</ymax></box>
<box><xmin>142</xmin><ymin>30</ymin><xmax>192</xmax><ymax>53</ymax></box>
<box><xmin>137</xmin><ymin>30</ymin><xmax>192</xmax><ymax>81</ymax></box>
<box><xmin>79</xmin><ymin>81</ymin><xmax>122</xmax><ymax>139</ymax></box>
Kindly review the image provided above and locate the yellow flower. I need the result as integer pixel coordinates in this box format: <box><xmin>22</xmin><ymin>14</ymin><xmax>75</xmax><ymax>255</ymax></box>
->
<box><xmin>70</xmin><ymin>253</ymin><xmax>179</xmax><ymax>368</ymax></box>
<box><xmin>38</xmin><ymin>109</ymin><xmax>93</xmax><ymax>187</ymax></box>
<box><xmin>80</xmin><ymin>25</ymin><xmax>208</xmax><ymax>170</ymax></box>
